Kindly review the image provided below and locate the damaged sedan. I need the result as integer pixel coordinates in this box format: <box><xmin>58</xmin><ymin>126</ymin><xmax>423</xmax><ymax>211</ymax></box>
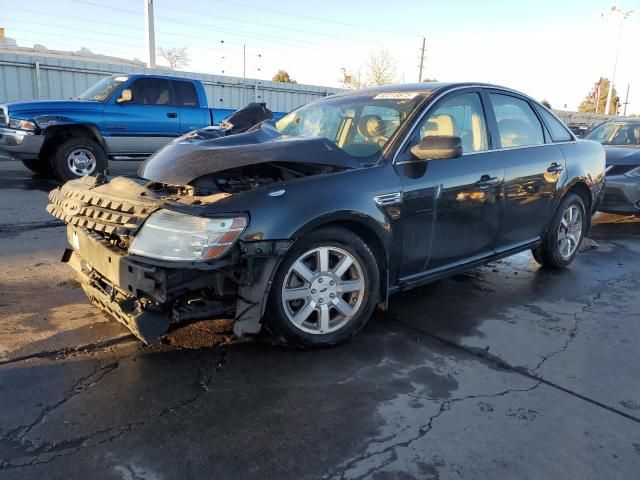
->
<box><xmin>47</xmin><ymin>83</ymin><xmax>606</xmax><ymax>347</ymax></box>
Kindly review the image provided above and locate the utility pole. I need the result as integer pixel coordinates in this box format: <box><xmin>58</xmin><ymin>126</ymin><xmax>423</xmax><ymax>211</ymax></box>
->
<box><xmin>243</xmin><ymin>44</ymin><xmax>246</xmax><ymax>81</ymax></box>
<box><xmin>144</xmin><ymin>0</ymin><xmax>156</xmax><ymax>68</ymax></box>
<box><xmin>418</xmin><ymin>37</ymin><xmax>426</xmax><ymax>82</ymax></box>
<box><xmin>242</xmin><ymin>44</ymin><xmax>246</xmax><ymax>106</ymax></box>
<box><xmin>604</xmin><ymin>7</ymin><xmax>633</xmax><ymax>115</ymax></box>
<box><xmin>623</xmin><ymin>84</ymin><xmax>630</xmax><ymax>116</ymax></box>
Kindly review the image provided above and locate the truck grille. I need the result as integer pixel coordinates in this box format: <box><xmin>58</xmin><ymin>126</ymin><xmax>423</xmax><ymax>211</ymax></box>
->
<box><xmin>47</xmin><ymin>185</ymin><xmax>154</xmax><ymax>242</ymax></box>
<box><xmin>0</xmin><ymin>106</ymin><xmax>7</xmax><ymax>127</ymax></box>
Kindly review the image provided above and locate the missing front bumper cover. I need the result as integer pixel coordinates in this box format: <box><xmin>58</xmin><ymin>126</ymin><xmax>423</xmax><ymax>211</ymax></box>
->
<box><xmin>63</xmin><ymin>225</ymin><xmax>288</xmax><ymax>344</ymax></box>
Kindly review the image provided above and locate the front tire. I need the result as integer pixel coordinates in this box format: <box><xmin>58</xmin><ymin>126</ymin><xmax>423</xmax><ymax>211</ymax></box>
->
<box><xmin>532</xmin><ymin>193</ymin><xmax>587</xmax><ymax>268</ymax></box>
<box><xmin>51</xmin><ymin>137</ymin><xmax>107</xmax><ymax>182</ymax></box>
<box><xmin>267</xmin><ymin>227</ymin><xmax>380</xmax><ymax>347</ymax></box>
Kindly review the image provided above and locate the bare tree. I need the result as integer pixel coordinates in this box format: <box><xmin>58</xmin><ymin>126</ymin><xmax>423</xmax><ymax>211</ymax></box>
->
<box><xmin>366</xmin><ymin>48</ymin><xmax>396</xmax><ymax>86</ymax></box>
<box><xmin>340</xmin><ymin>49</ymin><xmax>397</xmax><ymax>89</ymax></box>
<box><xmin>159</xmin><ymin>46</ymin><xmax>190</xmax><ymax>70</ymax></box>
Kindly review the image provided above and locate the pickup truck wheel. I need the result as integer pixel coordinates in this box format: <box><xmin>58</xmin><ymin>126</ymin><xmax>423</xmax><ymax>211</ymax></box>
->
<box><xmin>51</xmin><ymin>137</ymin><xmax>107</xmax><ymax>182</ymax></box>
<box><xmin>267</xmin><ymin>227</ymin><xmax>379</xmax><ymax>348</ymax></box>
<box><xmin>21</xmin><ymin>158</ymin><xmax>53</xmax><ymax>176</ymax></box>
<box><xmin>532</xmin><ymin>193</ymin><xmax>586</xmax><ymax>269</ymax></box>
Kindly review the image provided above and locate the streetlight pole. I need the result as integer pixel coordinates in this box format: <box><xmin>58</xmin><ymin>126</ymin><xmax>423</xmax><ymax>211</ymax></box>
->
<box><xmin>603</xmin><ymin>6</ymin><xmax>633</xmax><ymax>115</ymax></box>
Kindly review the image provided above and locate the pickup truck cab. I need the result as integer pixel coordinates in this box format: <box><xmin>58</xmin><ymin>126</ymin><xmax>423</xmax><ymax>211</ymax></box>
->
<box><xmin>0</xmin><ymin>74</ymin><xmax>223</xmax><ymax>180</ymax></box>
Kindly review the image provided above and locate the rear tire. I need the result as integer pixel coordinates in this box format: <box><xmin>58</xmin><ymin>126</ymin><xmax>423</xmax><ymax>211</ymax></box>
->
<box><xmin>266</xmin><ymin>226</ymin><xmax>380</xmax><ymax>348</ymax></box>
<box><xmin>51</xmin><ymin>137</ymin><xmax>107</xmax><ymax>182</ymax></box>
<box><xmin>532</xmin><ymin>193</ymin><xmax>587</xmax><ymax>268</ymax></box>
<box><xmin>21</xmin><ymin>158</ymin><xmax>53</xmax><ymax>176</ymax></box>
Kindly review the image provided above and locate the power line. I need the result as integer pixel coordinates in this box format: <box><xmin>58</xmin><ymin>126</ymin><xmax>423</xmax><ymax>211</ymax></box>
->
<box><xmin>6</xmin><ymin>19</ymin><xmax>144</xmax><ymax>42</ymax></box>
<box><xmin>8</xmin><ymin>35</ymin><xmax>142</xmax><ymax>59</ymax></box>
<box><xmin>3</xmin><ymin>13</ymin><xmax>330</xmax><ymax>62</ymax></box>
<box><xmin>218</xmin><ymin>0</ymin><xmax>421</xmax><ymax>37</ymax></box>
<box><xmin>9</xmin><ymin>27</ymin><xmax>144</xmax><ymax>49</ymax></box>
<box><xmin>9</xmin><ymin>7</ymin><xmax>145</xmax><ymax>32</ymax></box>
<box><xmin>155</xmin><ymin>3</ymin><xmax>407</xmax><ymax>47</ymax></box>
<box><xmin>70</xmin><ymin>0</ymin><xmax>410</xmax><ymax>51</ymax></box>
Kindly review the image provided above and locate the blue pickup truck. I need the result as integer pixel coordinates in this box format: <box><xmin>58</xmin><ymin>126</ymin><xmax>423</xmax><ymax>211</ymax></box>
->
<box><xmin>0</xmin><ymin>74</ymin><xmax>281</xmax><ymax>180</ymax></box>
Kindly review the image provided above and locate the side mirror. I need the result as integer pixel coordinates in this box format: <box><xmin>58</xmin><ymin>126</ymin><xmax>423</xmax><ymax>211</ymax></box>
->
<box><xmin>116</xmin><ymin>89</ymin><xmax>132</xmax><ymax>104</ymax></box>
<box><xmin>410</xmin><ymin>135</ymin><xmax>462</xmax><ymax>161</ymax></box>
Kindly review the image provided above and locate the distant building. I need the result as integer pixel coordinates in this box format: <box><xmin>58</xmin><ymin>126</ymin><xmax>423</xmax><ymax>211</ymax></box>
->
<box><xmin>0</xmin><ymin>28</ymin><xmax>145</xmax><ymax>67</ymax></box>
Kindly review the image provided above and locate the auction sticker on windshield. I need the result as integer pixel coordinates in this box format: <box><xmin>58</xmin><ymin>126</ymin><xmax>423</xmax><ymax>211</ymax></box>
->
<box><xmin>373</xmin><ymin>92</ymin><xmax>421</xmax><ymax>100</ymax></box>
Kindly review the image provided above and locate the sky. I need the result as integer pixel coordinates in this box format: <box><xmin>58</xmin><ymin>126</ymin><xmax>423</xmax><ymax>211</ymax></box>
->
<box><xmin>1</xmin><ymin>0</ymin><xmax>639</xmax><ymax>113</ymax></box>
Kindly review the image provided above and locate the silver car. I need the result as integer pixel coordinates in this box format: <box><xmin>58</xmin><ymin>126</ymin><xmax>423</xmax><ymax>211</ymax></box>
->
<box><xmin>584</xmin><ymin>120</ymin><xmax>640</xmax><ymax>215</ymax></box>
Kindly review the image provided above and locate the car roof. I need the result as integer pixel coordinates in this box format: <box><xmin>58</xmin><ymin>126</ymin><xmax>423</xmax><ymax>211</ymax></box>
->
<box><xmin>335</xmin><ymin>82</ymin><xmax>535</xmax><ymax>100</ymax></box>
<box><xmin>112</xmin><ymin>73</ymin><xmax>194</xmax><ymax>82</ymax></box>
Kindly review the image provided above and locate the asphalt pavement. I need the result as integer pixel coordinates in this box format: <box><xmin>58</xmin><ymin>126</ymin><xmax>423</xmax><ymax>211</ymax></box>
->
<box><xmin>1</xmin><ymin>159</ymin><xmax>639</xmax><ymax>479</ymax></box>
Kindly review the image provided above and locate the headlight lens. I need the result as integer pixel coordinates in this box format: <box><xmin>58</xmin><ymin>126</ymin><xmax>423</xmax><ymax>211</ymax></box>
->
<box><xmin>129</xmin><ymin>209</ymin><xmax>247</xmax><ymax>262</ymax></box>
<box><xmin>624</xmin><ymin>166</ymin><xmax>640</xmax><ymax>178</ymax></box>
<box><xmin>8</xmin><ymin>118</ymin><xmax>37</xmax><ymax>131</ymax></box>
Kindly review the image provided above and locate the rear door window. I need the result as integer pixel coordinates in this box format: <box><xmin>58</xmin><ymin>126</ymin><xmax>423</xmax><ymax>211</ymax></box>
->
<box><xmin>172</xmin><ymin>81</ymin><xmax>199</xmax><ymax>107</ymax></box>
<box><xmin>490</xmin><ymin>94</ymin><xmax>544</xmax><ymax>148</ymax></box>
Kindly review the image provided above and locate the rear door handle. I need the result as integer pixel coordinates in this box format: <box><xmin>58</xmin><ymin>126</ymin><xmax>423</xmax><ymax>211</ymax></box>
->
<box><xmin>475</xmin><ymin>175</ymin><xmax>499</xmax><ymax>190</ymax></box>
<box><xmin>167</xmin><ymin>112</ymin><xmax>178</xmax><ymax>118</ymax></box>
<box><xmin>547</xmin><ymin>162</ymin><xmax>564</xmax><ymax>173</ymax></box>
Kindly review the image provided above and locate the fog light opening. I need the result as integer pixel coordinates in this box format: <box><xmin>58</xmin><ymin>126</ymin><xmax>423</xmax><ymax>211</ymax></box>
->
<box><xmin>634</xmin><ymin>200</ymin><xmax>640</xmax><ymax>210</ymax></box>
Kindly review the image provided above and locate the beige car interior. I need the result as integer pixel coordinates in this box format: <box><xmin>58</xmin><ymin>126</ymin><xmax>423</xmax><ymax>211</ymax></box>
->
<box><xmin>421</xmin><ymin>113</ymin><xmax>485</xmax><ymax>152</ymax></box>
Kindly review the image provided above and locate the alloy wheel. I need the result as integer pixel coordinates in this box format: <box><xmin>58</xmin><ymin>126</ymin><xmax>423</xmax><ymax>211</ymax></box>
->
<box><xmin>281</xmin><ymin>246</ymin><xmax>366</xmax><ymax>335</ymax></box>
<box><xmin>557</xmin><ymin>204</ymin><xmax>583</xmax><ymax>259</ymax></box>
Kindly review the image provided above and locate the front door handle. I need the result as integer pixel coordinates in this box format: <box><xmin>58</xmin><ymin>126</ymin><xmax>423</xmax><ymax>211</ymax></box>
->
<box><xmin>475</xmin><ymin>175</ymin><xmax>499</xmax><ymax>190</ymax></box>
<box><xmin>167</xmin><ymin>112</ymin><xmax>178</xmax><ymax>118</ymax></box>
<box><xmin>547</xmin><ymin>162</ymin><xmax>564</xmax><ymax>173</ymax></box>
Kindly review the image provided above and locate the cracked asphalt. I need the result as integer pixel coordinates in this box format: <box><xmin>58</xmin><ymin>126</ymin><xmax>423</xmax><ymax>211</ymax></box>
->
<box><xmin>1</xmin><ymin>159</ymin><xmax>639</xmax><ymax>479</ymax></box>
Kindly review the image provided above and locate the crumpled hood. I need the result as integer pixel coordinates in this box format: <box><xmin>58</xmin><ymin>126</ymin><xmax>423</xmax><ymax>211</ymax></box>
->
<box><xmin>137</xmin><ymin>121</ymin><xmax>362</xmax><ymax>185</ymax></box>
<box><xmin>604</xmin><ymin>146</ymin><xmax>640</xmax><ymax>166</ymax></box>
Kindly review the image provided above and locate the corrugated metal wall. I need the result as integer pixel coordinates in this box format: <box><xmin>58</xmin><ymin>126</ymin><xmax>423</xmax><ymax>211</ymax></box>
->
<box><xmin>0</xmin><ymin>52</ymin><xmax>342</xmax><ymax>114</ymax></box>
<box><xmin>553</xmin><ymin>110</ymin><xmax>617</xmax><ymax>126</ymax></box>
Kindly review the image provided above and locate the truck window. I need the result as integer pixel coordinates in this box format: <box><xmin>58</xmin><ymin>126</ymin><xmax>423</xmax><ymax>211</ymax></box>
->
<box><xmin>172</xmin><ymin>81</ymin><xmax>199</xmax><ymax>107</ymax></box>
<box><xmin>129</xmin><ymin>78</ymin><xmax>172</xmax><ymax>106</ymax></box>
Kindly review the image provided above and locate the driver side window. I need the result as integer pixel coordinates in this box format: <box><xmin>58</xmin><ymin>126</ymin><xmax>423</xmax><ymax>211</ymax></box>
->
<box><xmin>412</xmin><ymin>92</ymin><xmax>489</xmax><ymax>154</ymax></box>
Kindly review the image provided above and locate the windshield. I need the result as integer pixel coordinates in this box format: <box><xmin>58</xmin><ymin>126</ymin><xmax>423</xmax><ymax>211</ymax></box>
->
<box><xmin>584</xmin><ymin>121</ymin><xmax>640</xmax><ymax>146</ymax></box>
<box><xmin>275</xmin><ymin>91</ymin><xmax>427</xmax><ymax>159</ymax></box>
<box><xmin>77</xmin><ymin>75</ymin><xmax>129</xmax><ymax>102</ymax></box>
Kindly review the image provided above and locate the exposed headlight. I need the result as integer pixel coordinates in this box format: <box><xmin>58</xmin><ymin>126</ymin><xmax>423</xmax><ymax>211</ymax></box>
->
<box><xmin>129</xmin><ymin>209</ymin><xmax>247</xmax><ymax>262</ymax></box>
<box><xmin>8</xmin><ymin>118</ymin><xmax>37</xmax><ymax>131</ymax></box>
<box><xmin>624</xmin><ymin>166</ymin><xmax>640</xmax><ymax>178</ymax></box>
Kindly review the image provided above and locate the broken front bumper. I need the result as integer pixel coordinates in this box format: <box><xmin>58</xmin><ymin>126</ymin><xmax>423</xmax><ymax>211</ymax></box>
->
<box><xmin>63</xmin><ymin>225</ymin><xmax>235</xmax><ymax>343</ymax></box>
<box><xmin>65</xmin><ymin>225</ymin><xmax>172</xmax><ymax>343</ymax></box>
<box><xmin>48</xmin><ymin>176</ymin><xmax>290</xmax><ymax>343</ymax></box>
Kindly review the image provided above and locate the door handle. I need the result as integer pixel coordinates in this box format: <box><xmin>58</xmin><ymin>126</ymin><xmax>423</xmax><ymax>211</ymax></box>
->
<box><xmin>547</xmin><ymin>162</ymin><xmax>564</xmax><ymax>173</ymax></box>
<box><xmin>475</xmin><ymin>175</ymin><xmax>499</xmax><ymax>190</ymax></box>
<box><xmin>167</xmin><ymin>112</ymin><xmax>178</xmax><ymax>118</ymax></box>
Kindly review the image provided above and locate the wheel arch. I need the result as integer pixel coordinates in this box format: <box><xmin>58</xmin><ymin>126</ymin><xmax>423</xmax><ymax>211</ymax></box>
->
<box><xmin>561</xmin><ymin>180</ymin><xmax>593</xmax><ymax>233</ymax></box>
<box><xmin>290</xmin><ymin>212</ymin><xmax>391</xmax><ymax>307</ymax></box>
<box><xmin>41</xmin><ymin>124</ymin><xmax>106</xmax><ymax>158</ymax></box>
